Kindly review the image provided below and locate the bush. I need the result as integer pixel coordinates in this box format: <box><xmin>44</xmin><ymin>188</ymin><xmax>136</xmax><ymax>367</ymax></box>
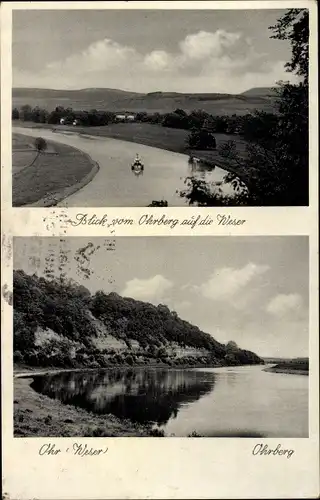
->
<box><xmin>34</xmin><ymin>137</ymin><xmax>47</xmax><ymax>153</ymax></box>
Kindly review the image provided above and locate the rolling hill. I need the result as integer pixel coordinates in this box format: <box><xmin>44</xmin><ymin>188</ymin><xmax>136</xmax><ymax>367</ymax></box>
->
<box><xmin>12</xmin><ymin>86</ymin><xmax>278</xmax><ymax>115</ymax></box>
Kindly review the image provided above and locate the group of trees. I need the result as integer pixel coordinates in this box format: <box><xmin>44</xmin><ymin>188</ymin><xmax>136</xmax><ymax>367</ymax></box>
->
<box><xmin>12</xmin><ymin>105</ymin><xmax>116</xmax><ymax>127</ymax></box>
<box><xmin>13</xmin><ymin>270</ymin><xmax>263</xmax><ymax>369</ymax></box>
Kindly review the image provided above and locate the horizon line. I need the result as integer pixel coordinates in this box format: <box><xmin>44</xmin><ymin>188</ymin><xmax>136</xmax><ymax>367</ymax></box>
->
<box><xmin>12</xmin><ymin>85</ymin><xmax>278</xmax><ymax>95</ymax></box>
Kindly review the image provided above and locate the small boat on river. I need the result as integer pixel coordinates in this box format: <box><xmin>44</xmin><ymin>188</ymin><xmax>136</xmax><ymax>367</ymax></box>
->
<box><xmin>131</xmin><ymin>154</ymin><xmax>144</xmax><ymax>172</ymax></box>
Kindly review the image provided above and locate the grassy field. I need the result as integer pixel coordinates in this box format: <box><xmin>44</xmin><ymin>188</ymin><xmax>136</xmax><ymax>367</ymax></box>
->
<box><xmin>14</xmin><ymin>373</ymin><xmax>154</xmax><ymax>437</ymax></box>
<box><xmin>14</xmin><ymin>122</ymin><xmax>250</xmax><ymax>180</ymax></box>
<box><xmin>13</xmin><ymin>133</ymin><xmax>97</xmax><ymax>206</ymax></box>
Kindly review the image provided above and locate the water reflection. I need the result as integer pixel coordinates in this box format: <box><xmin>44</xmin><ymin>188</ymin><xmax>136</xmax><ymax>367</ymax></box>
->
<box><xmin>31</xmin><ymin>368</ymin><xmax>216</xmax><ymax>426</ymax></box>
<box><xmin>187</xmin><ymin>157</ymin><xmax>233</xmax><ymax>196</ymax></box>
<box><xmin>188</xmin><ymin>159</ymin><xmax>217</xmax><ymax>179</ymax></box>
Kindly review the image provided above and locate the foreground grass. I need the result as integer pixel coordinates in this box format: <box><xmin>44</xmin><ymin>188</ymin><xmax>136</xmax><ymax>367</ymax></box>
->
<box><xmin>14</xmin><ymin>375</ymin><xmax>155</xmax><ymax>437</ymax></box>
<box><xmin>13</xmin><ymin>121</ymin><xmax>249</xmax><ymax>180</ymax></box>
<box><xmin>12</xmin><ymin>133</ymin><xmax>97</xmax><ymax>206</ymax></box>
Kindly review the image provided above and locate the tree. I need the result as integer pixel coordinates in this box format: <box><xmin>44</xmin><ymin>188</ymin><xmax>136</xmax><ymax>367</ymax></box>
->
<box><xmin>20</xmin><ymin>104</ymin><xmax>33</xmax><ymax>121</ymax></box>
<box><xmin>35</xmin><ymin>137</ymin><xmax>47</xmax><ymax>153</ymax></box>
<box><xmin>180</xmin><ymin>9</ymin><xmax>309</xmax><ymax>207</ymax></box>
<box><xmin>162</xmin><ymin>111</ymin><xmax>189</xmax><ymax>129</ymax></box>
<box><xmin>31</xmin><ymin>107</ymin><xmax>48</xmax><ymax>123</ymax></box>
<box><xmin>12</xmin><ymin>108</ymin><xmax>20</xmax><ymax>120</ymax></box>
<box><xmin>187</xmin><ymin>128</ymin><xmax>216</xmax><ymax>150</ymax></box>
<box><xmin>25</xmin><ymin>137</ymin><xmax>48</xmax><ymax>168</ymax></box>
<box><xmin>188</xmin><ymin>110</ymin><xmax>210</xmax><ymax>130</ymax></box>
<box><xmin>269</xmin><ymin>8</ymin><xmax>308</xmax><ymax>84</ymax></box>
<box><xmin>226</xmin><ymin>341</ymin><xmax>239</xmax><ymax>351</ymax></box>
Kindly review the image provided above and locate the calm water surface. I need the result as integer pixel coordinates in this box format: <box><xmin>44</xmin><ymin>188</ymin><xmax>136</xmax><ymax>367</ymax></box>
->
<box><xmin>13</xmin><ymin>126</ymin><xmax>234</xmax><ymax>206</ymax></box>
<box><xmin>30</xmin><ymin>365</ymin><xmax>308</xmax><ymax>437</ymax></box>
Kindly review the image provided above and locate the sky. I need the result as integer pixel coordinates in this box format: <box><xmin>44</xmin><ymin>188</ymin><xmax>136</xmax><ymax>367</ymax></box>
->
<box><xmin>12</xmin><ymin>9</ymin><xmax>298</xmax><ymax>93</ymax></box>
<box><xmin>13</xmin><ymin>236</ymin><xmax>309</xmax><ymax>358</ymax></box>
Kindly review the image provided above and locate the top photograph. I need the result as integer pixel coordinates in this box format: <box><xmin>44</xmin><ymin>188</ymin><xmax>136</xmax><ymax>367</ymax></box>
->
<box><xmin>12</xmin><ymin>7</ymin><xmax>309</xmax><ymax>207</ymax></box>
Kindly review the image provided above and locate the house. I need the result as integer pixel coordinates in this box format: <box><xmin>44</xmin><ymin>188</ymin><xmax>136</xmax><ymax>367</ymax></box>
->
<box><xmin>115</xmin><ymin>114</ymin><xmax>126</xmax><ymax>122</ymax></box>
<box><xmin>115</xmin><ymin>114</ymin><xmax>135</xmax><ymax>122</ymax></box>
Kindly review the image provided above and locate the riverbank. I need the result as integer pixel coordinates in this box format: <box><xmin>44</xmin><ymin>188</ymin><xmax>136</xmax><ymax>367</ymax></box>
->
<box><xmin>14</xmin><ymin>374</ymin><xmax>156</xmax><ymax>437</ymax></box>
<box><xmin>264</xmin><ymin>362</ymin><xmax>309</xmax><ymax>376</ymax></box>
<box><xmin>13</xmin><ymin>132</ymin><xmax>99</xmax><ymax>207</ymax></box>
<box><xmin>264</xmin><ymin>367</ymin><xmax>309</xmax><ymax>376</ymax></box>
<box><xmin>13</xmin><ymin>121</ymin><xmax>249</xmax><ymax>182</ymax></box>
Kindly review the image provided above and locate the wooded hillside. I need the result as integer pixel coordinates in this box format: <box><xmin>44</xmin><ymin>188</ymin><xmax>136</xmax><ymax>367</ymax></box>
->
<box><xmin>13</xmin><ymin>270</ymin><xmax>264</xmax><ymax>368</ymax></box>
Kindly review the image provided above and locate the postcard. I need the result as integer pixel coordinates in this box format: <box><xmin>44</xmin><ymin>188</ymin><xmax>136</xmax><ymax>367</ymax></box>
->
<box><xmin>1</xmin><ymin>1</ymin><xmax>319</xmax><ymax>499</ymax></box>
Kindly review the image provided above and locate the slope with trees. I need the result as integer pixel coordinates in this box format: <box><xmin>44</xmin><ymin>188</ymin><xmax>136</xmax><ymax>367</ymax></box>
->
<box><xmin>13</xmin><ymin>270</ymin><xmax>264</xmax><ymax>369</ymax></box>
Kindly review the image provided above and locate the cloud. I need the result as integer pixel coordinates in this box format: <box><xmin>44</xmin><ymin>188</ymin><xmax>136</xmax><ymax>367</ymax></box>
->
<box><xmin>266</xmin><ymin>293</ymin><xmax>304</xmax><ymax>317</ymax></box>
<box><xmin>121</xmin><ymin>275</ymin><xmax>173</xmax><ymax>302</ymax></box>
<box><xmin>179</xmin><ymin>30</ymin><xmax>241</xmax><ymax>61</ymax></box>
<box><xmin>47</xmin><ymin>38</ymin><xmax>139</xmax><ymax>74</ymax></box>
<box><xmin>144</xmin><ymin>50</ymin><xmax>173</xmax><ymax>71</ymax></box>
<box><xmin>195</xmin><ymin>263</ymin><xmax>269</xmax><ymax>302</ymax></box>
<box><xmin>13</xmin><ymin>29</ymin><xmax>298</xmax><ymax>92</ymax></box>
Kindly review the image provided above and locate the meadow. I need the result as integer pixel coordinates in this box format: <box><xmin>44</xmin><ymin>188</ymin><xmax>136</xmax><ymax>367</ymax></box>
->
<box><xmin>13</xmin><ymin>133</ymin><xmax>97</xmax><ymax>206</ymax></box>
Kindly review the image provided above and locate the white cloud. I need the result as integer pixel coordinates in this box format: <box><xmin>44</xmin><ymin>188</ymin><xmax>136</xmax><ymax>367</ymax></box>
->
<box><xmin>13</xmin><ymin>29</ymin><xmax>298</xmax><ymax>92</ymax></box>
<box><xmin>266</xmin><ymin>293</ymin><xmax>303</xmax><ymax>317</ymax></box>
<box><xmin>179</xmin><ymin>30</ymin><xmax>241</xmax><ymax>61</ymax></box>
<box><xmin>47</xmin><ymin>38</ymin><xmax>139</xmax><ymax>74</ymax></box>
<box><xmin>144</xmin><ymin>50</ymin><xmax>173</xmax><ymax>71</ymax></box>
<box><xmin>195</xmin><ymin>263</ymin><xmax>269</xmax><ymax>302</ymax></box>
<box><xmin>121</xmin><ymin>275</ymin><xmax>173</xmax><ymax>302</ymax></box>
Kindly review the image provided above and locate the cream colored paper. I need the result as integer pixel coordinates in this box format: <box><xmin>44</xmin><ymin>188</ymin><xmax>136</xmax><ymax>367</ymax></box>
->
<box><xmin>1</xmin><ymin>1</ymin><xmax>319</xmax><ymax>499</ymax></box>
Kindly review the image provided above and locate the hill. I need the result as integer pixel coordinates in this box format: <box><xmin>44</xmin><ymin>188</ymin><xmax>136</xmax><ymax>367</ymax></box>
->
<box><xmin>241</xmin><ymin>87</ymin><xmax>278</xmax><ymax>98</ymax></box>
<box><xmin>13</xmin><ymin>270</ymin><xmax>264</xmax><ymax>369</ymax></box>
<box><xmin>12</xmin><ymin>86</ymin><xmax>277</xmax><ymax>115</ymax></box>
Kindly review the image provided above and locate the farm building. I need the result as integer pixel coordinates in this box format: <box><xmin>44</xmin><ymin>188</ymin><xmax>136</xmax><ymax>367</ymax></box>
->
<box><xmin>115</xmin><ymin>114</ymin><xmax>135</xmax><ymax>122</ymax></box>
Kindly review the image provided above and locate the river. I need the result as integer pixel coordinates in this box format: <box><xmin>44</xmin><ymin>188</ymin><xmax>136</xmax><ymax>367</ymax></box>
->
<box><xmin>30</xmin><ymin>365</ymin><xmax>308</xmax><ymax>437</ymax></box>
<box><xmin>13</xmin><ymin>126</ymin><xmax>234</xmax><ymax>207</ymax></box>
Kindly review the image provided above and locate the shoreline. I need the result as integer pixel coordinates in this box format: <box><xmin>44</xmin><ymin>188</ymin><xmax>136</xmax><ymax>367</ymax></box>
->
<box><xmin>263</xmin><ymin>367</ymin><xmax>309</xmax><ymax>376</ymax></box>
<box><xmin>14</xmin><ymin>362</ymin><xmax>227</xmax><ymax>379</ymax></box>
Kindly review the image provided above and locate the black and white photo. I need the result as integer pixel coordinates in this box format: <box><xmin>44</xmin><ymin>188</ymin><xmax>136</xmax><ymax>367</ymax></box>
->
<box><xmin>12</xmin><ymin>8</ymin><xmax>309</xmax><ymax>207</ymax></box>
<box><xmin>13</xmin><ymin>236</ymin><xmax>309</xmax><ymax>438</ymax></box>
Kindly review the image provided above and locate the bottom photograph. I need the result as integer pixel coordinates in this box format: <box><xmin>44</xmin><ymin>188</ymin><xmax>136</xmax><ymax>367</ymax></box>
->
<box><xmin>13</xmin><ymin>236</ymin><xmax>309</xmax><ymax>438</ymax></box>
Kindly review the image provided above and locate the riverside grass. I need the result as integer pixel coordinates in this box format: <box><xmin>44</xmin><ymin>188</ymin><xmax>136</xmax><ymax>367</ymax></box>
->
<box><xmin>13</xmin><ymin>133</ymin><xmax>97</xmax><ymax>206</ymax></box>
